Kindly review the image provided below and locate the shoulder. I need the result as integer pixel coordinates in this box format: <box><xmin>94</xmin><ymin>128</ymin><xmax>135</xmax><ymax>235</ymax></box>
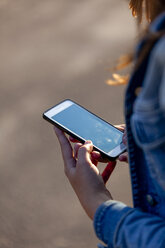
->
<box><xmin>153</xmin><ymin>36</ymin><xmax>165</xmax><ymax>109</ymax></box>
<box><xmin>142</xmin><ymin>35</ymin><xmax>165</xmax><ymax>110</ymax></box>
<box><xmin>151</xmin><ymin>35</ymin><xmax>165</xmax><ymax>64</ymax></box>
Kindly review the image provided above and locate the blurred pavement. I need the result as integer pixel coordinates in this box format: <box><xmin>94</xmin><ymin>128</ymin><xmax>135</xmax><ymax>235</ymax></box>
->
<box><xmin>0</xmin><ymin>1</ymin><xmax>136</xmax><ymax>247</ymax></box>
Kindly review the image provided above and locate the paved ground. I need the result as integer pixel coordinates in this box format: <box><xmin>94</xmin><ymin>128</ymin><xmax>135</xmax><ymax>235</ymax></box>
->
<box><xmin>0</xmin><ymin>1</ymin><xmax>136</xmax><ymax>247</ymax></box>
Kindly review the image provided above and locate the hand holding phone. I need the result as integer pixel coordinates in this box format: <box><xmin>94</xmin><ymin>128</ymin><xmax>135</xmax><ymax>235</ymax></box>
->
<box><xmin>54</xmin><ymin>127</ymin><xmax>113</xmax><ymax>219</ymax></box>
<box><xmin>44</xmin><ymin>100</ymin><xmax>127</xmax><ymax>218</ymax></box>
<box><xmin>43</xmin><ymin>99</ymin><xmax>126</xmax><ymax>160</ymax></box>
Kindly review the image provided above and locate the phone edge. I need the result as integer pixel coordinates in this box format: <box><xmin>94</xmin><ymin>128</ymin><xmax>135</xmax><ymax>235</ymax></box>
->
<box><xmin>42</xmin><ymin>99</ymin><xmax>124</xmax><ymax>161</ymax></box>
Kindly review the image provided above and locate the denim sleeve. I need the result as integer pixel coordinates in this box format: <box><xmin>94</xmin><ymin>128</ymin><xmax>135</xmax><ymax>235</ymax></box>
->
<box><xmin>153</xmin><ymin>36</ymin><xmax>165</xmax><ymax>110</ymax></box>
<box><xmin>159</xmin><ymin>66</ymin><xmax>165</xmax><ymax>110</ymax></box>
<box><xmin>93</xmin><ymin>200</ymin><xmax>165</xmax><ymax>248</ymax></box>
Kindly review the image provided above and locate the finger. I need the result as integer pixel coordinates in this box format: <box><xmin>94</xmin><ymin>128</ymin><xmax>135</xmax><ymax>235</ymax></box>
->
<box><xmin>115</xmin><ymin>124</ymin><xmax>125</xmax><ymax>132</ymax></box>
<box><xmin>69</xmin><ymin>136</ymin><xmax>80</xmax><ymax>143</ymax></box>
<box><xmin>54</xmin><ymin>127</ymin><xmax>76</xmax><ymax>169</ymax></box>
<box><xmin>122</xmin><ymin>131</ymin><xmax>127</xmax><ymax>145</ymax></box>
<box><xmin>101</xmin><ymin>161</ymin><xmax>116</xmax><ymax>184</ymax></box>
<box><xmin>77</xmin><ymin>140</ymin><xmax>93</xmax><ymax>166</ymax></box>
<box><xmin>91</xmin><ymin>151</ymin><xmax>101</xmax><ymax>166</ymax></box>
<box><xmin>74</xmin><ymin>143</ymin><xmax>83</xmax><ymax>159</ymax></box>
<box><xmin>118</xmin><ymin>152</ymin><xmax>128</xmax><ymax>163</ymax></box>
<box><xmin>91</xmin><ymin>151</ymin><xmax>101</xmax><ymax>160</ymax></box>
<box><xmin>91</xmin><ymin>152</ymin><xmax>109</xmax><ymax>163</ymax></box>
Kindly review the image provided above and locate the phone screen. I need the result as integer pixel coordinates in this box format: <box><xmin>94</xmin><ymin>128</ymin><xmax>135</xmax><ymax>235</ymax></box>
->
<box><xmin>50</xmin><ymin>101</ymin><xmax>123</xmax><ymax>154</ymax></box>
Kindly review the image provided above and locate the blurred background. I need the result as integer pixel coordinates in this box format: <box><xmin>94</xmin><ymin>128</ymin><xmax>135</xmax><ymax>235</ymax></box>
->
<box><xmin>0</xmin><ymin>0</ymin><xmax>136</xmax><ymax>247</ymax></box>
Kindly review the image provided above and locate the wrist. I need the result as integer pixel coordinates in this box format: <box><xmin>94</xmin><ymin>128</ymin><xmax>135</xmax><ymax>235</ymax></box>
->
<box><xmin>85</xmin><ymin>190</ymin><xmax>112</xmax><ymax>220</ymax></box>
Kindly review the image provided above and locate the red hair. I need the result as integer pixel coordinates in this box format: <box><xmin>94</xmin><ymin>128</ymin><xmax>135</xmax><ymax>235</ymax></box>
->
<box><xmin>106</xmin><ymin>0</ymin><xmax>165</xmax><ymax>86</ymax></box>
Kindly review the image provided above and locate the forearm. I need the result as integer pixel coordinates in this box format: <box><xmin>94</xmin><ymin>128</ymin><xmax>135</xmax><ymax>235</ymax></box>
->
<box><xmin>76</xmin><ymin>189</ymin><xmax>112</xmax><ymax>220</ymax></box>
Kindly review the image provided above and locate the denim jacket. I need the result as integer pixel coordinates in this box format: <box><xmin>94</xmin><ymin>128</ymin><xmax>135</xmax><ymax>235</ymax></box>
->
<box><xmin>94</xmin><ymin>12</ymin><xmax>165</xmax><ymax>248</ymax></box>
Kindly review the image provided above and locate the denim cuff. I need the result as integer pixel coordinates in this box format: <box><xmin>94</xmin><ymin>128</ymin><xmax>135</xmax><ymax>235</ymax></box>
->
<box><xmin>93</xmin><ymin>200</ymin><xmax>133</xmax><ymax>247</ymax></box>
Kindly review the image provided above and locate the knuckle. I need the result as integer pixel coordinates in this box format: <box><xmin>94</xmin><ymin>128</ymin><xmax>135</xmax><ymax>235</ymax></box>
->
<box><xmin>78</xmin><ymin>146</ymin><xmax>88</xmax><ymax>157</ymax></box>
<box><xmin>74</xmin><ymin>143</ymin><xmax>81</xmax><ymax>151</ymax></box>
<box><xmin>79</xmin><ymin>146</ymin><xmax>87</xmax><ymax>153</ymax></box>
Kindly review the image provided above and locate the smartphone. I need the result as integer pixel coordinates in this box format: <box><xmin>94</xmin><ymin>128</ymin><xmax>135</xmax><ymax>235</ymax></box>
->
<box><xmin>43</xmin><ymin>99</ymin><xmax>126</xmax><ymax>160</ymax></box>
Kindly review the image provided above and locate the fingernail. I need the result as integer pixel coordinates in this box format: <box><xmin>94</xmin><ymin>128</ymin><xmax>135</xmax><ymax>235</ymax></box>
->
<box><xmin>85</xmin><ymin>140</ymin><xmax>92</xmax><ymax>145</ymax></box>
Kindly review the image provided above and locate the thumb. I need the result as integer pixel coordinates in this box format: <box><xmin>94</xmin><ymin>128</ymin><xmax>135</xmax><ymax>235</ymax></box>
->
<box><xmin>77</xmin><ymin>141</ymin><xmax>93</xmax><ymax>166</ymax></box>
